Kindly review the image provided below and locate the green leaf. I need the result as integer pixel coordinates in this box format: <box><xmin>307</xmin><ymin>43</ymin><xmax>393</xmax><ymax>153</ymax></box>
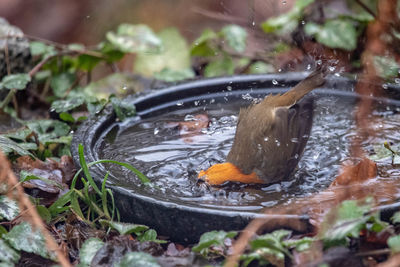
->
<box><xmin>0</xmin><ymin>135</ymin><xmax>34</xmax><ymax>157</ymax></box>
<box><xmin>221</xmin><ymin>25</ymin><xmax>247</xmax><ymax>52</ymax></box>
<box><xmin>116</xmin><ymin>252</ymin><xmax>160</xmax><ymax>267</ymax></box>
<box><xmin>99</xmin><ymin>219</ymin><xmax>148</xmax><ymax>235</ymax></box>
<box><xmin>2</xmin><ymin>74</ymin><xmax>31</xmax><ymax>90</ymax></box>
<box><xmin>110</xmin><ymin>96</ymin><xmax>136</xmax><ymax>121</ymax></box>
<box><xmin>153</xmin><ymin>68</ymin><xmax>194</xmax><ymax>82</ymax></box>
<box><xmin>391</xmin><ymin>212</ymin><xmax>400</xmax><ymax>224</ymax></box>
<box><xmin>59</xmin><ymin>112</ymin><xmax>75</xmax><ymax>123</ymax></box>
<box><xmin>3</xmin><ymin>222</ymin><xmax>54</xmax><ymax>260</ymax></box>
<box><xmin>204</xmin><ymin>56</ymin><xmax>234</xmax><ymax>77</ymax></box>
<box><xmin>50</xmin><ymin>72</ymin><xmax>76</xmax><ymax>98</ymax></box>
<box><xmin>192</xmin><ymin>230</ymin><xmax>237</xmax><ymax>256</ymax></box>
<box><xmin>76</xmin><ymin>54</ymin><xmax>101</xmax><ymax>72</ymax></box>
<box><xmin>137</xmin><ymin>229</ymin><xmax>166</xmax><ymax>243</ymax></box>
<box><xmin>282</xmin><ymin>237</ymin><xmax>315</xmax><ymax>252</ymax></box>
<box><xmin>0</xmin><ymin>239</ymin><xmax>20</xmax><ymax>264</ymax></box>
<box><xmin>190</xmin><ymin>29</ymin><xmax>218</xmax><ymax>57</ymax></box>
<box><xmin>305</xmin><ymin>19</ymin><xmax>358</xmax><ymax>51</ymax></box>
<box><xmin>135</xmin><ymin>27</ymin><xmax>191</xmax><ymax>76</ymax></box>
<box><xmin>36</xmin><ymin>205</ymin><xmax>51</xmax><ymax>224</ymax></box>
<box><xmin>0</xmin><ymin>196</ymin><xmax>19</xmax><ymax>221</ymax></box>
<box><xmin>106</xmin><ymin>24</ymin><xmax>162</xmax><ymax>54</ymax></box>
<box><xmin>248</xmin><ymin>61</ymin><xmax>275</xmax><ymax>74</ymax></box>
<box><xmin>261</xmin><ymin>11</ymin><xmax>299</xmax><ymax>35</ymax></box>
<box><xmin>251</xmin><ymin>229</ymin><xmax>291</xmax><ymax>251</ymax></box>
<box><xmin>51</xmin><ymin>97</ymin><xmax>85</xmax><ymax>113</ymax></box>
<box><xmin>20</xmin><ymin>170</ymin><xmax>64</xmax><ymax>189</ymax></box>
<box><xmin>34</xmin><ymin>70</ymin><xmax>52</xmax><ymax>81</ymax></box>
<box><xmin>373</xmin><ymin>56</ymin><xmax>400</xmax><ymax>79</ymax></box>
<box><xmin>67</xmin><ymin>43</ymin><xmax>85</xmax><ymax>51</ymax></box>
<box><xmin>79</xmin><ymin>238</ymin><xmax>104</xmax><ymax>266</ymax></box>
<box><xmin>26</xmin><ymin>119</ymin><xmax>70</xmax><ymax>143</ymax></box>
<box><xmin>388</xmin><ymin>235</ymin><xmax>400</xmax><ymax>253</ymax></box>
<box><xmin>29</xmin><ymin>41</ymin><xmax>56</xmax><ymax>57</ymax></box>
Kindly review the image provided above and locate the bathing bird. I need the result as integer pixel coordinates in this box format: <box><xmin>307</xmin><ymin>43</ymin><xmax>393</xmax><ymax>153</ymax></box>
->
<box><xmin>198</xmin><ymin>67</ymin><xmax>326</xmax><ymax>185</ymax></box>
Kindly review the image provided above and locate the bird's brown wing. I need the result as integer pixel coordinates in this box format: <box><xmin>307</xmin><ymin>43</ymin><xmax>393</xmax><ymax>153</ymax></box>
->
<box><xmin>227</xmin><ymin>96</ymin><xmax>314</xmax><ymax>183</ymax></box>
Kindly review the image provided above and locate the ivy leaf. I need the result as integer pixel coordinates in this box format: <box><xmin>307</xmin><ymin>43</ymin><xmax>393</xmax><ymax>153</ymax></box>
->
<box><xmin>0</xmin><ymin>239</ymin><xmax>20</xmax><ymax>265</ymax></box>
<box><xmin>2</xmin><ymin>73</ymin><xmax>31</xmax><ymax>90</ymax></box>
<box><xmin>153</xmin><ymin>68</ymin><xmax>194</xmax><ymax>82</ymax></box>
<box><xmin>192</xmin><ymin>230</ymin><xmax>237</xmax><ymax>256</ymax></box>
<box><xmin>106</xmin><ymin>24</ymin><xmax>162</xmax><ymax>54</ymax></box>
<box><xmin>50</xmin><ymin>72</ymin><xmax>76</xmax><ymax>98</ymax></box>
<box><xmin>251</xmin><ymin>229</ymin><xmax>291</xmax><ymax>251</ymax></box>
<box><xmin>79</xmin><ymin>238</ymin><xmax>104</xmax><ymax>266</ymax></box>
<box><xmin>391</xmin><ymin>212</ymin><xmax>400</xmax><ymax>224</ymax></box>
<box><xmin>116</xmin><ymin>252</ymin><xmax>160</xmax><ymax>267</ymax></box>
<box><xmin>137</xmin><ymin>229</ymin><xmax>167</xmax><ymax>243</ymax></box>
<box><xmin>221</xmin><ymin>25</ymin><xmax>247</xmax><ymax>52</ymax></box>
<box><xmin>26</xmin><ymin>119</ymin><xmax>70</xmax><ymax>143</ymax></box>
<box><xmin>0</xmin><ymin>135</ymin><xmax>35</xmax><ymax>157</ymax></box>
<box><xmin>0</xmin><ymin>196</ymin><xmax>19</xmax><ymax>221</ymax></box>
<box><xmin>373</xmin><ymin>56</ymin><xmax>400</xmax><ymax>79</ymax></box>
<box><xmin>99</xmin><ymin>220</ymin><xmax>148</xmax><ymax>235</ymax></box>
<box><xmin>388</xmin><ymin>235</ymin><xmax>400</xmax><ymax>254</ymax></box>
<box><xmin>3</xmin><ymin>222</ymin><xmax>55</xmax><ymax>260</ymax></box>
<box><xmin>190</xmin><ymin>29</ymin><xmax>218</xmax><ymax>57</ymax></box>
<box><xmin>51</xmin><ymin>97</ymin><xmax>85</xmax><ymax>113</ymax></box>
<box><xmin>77</xmin><ymin>54</ymin><xmax>102</xmax><ymax>72</ymax></box>
<box><xmin>204</xmin><ymin>56</ymin><xmax>234</xmax><ymax>77</ymax></box>
<box><xmin>248</xmin><ymin>61</ymin><xmax>275</xmax><ymax>74</ymax></box>
<box><xmin>29</xmin><ymin>41</ymin><xmax>56</xmax><ymax>57</ymax></box>
<box><xmin>135</xmin><ymin>28</ymin><xmax>191</xmax><ymax>76</ymax></box>
<box><xmin>110</xmin><ymin>96</ymin><xmax>136</xmax><ymax>121</ymax></box>
<box><xmin>305</xmin><ymin>19</ymin><xmax>357</xmax><ymax>51</ymax></box>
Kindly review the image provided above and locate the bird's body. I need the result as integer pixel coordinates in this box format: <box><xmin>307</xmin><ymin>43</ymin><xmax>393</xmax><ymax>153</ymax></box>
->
<box><xmin>198</xmin><ymin>69</ymin><xmax>326</xmax><ymax>185</ymax></box>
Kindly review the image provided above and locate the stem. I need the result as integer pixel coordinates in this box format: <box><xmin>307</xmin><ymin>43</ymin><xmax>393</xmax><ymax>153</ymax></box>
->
<box><xmin>355</xmin><ymin>0</ymin><xmax>376</xmax><ymax>18</ymax></box>
<box><xmin>0</xmin><ymin>89</ymin><xmax>16</xmax><ymax>109</ymax></box>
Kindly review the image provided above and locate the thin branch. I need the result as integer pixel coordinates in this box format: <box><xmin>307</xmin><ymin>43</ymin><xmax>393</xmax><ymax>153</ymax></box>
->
<box><xmin>355</xmin><ymin>0</ymin><xmax>377</xmax><ymax>18</ymax></box>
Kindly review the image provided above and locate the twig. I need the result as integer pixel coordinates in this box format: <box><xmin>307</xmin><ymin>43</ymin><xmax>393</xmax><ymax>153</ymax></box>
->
<box><xmin>355</xmin><ymin>0</ymin><xmax>377</xmax><ymax>18</ymax></box>
<box><xmin>356</xmin><ymin>248</ymin><xmax>391</xmax><ymax>257</ymax></box>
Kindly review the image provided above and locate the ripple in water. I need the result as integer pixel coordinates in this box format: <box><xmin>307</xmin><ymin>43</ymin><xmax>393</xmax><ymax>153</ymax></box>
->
<box><xmin>98</xmin><ymin>95</ymin><xmax>400</xmax><ymax>211</ymax></box>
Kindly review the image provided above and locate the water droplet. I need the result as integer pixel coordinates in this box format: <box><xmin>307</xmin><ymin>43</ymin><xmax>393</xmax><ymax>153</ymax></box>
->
<box><xmin>291</xmin><ymin>138</ymin><xmax>299</xmax><ymax>143</ymax></box>
<box><xmin>306</xmin><ymin>64</ymin><xmax>311</xmax><ymax>70</ymax></box>
<box><xmin>395</xmin><ymin>78</ymin><xmax>400</xmax><ymax>84</ymax></box>
<box><xmin>153</xmin><ymin>128</ymin><xmax>159</xmax><ymax>135</ymax></box>
<box><xmin>334</xmin><ymin>73</ymin><xmax>340</xmax><ymax>77</ymax></box>
<box><xmin>176</xmin><ymin>101</ymin><xmax>184</xmax><ymax>106</ymax></box>
<box><xmin>122</xmin><ymin>85</ymin><xmax>128</xmax><ymax>90</ymax></box>
<box><xmin>382</xmin><ymin>84</ymin><xmax>388</xmax><ymax>89</ymax></box>
<box><xmin>272</xmin><ymin>79</ymin><xmax>278</xmax><ymax>85</ymax></box>
<box><xmin>301</xmin><ymin>20</ymin><xmax>305</xmax><ymax>25</ymax></box>
<box><xmin>264</xmin><ymin>137</ymin><xmax>269</xmax><ymax>142</ymax></box>
<box><xmin>226</xmin><ymin>85</ymin><xmax>232</xmax><ymax>91</ymax></box>
<box><xmin>184</xmin><ymin>114</ymin><xmax>195</xmax><ymax>121</ymax></box>
<box><xmin>257</xmin><ymin>144</ymin><xmax>262</xmax><ymax>150</ymax></box>
<box><xmin>328</xmin><ymin>66</ymin><xmax>336</xmax><ymax>72</ymax></box>
<box><xmin>252</xmin><ymin>21</ymin><xmax>255</xmax><ymax>26</ymax></box>
<box><xmin>294</xmin><ymin>154</ymin><xmax>299</xmax><ymax>159</ymax></box>
<box><xmin>275</xmin><ymin>140</ymin><xmax>281</xmax><ymax>146</ymax></box>
<box><xmin>282</xmin><ymin>0</ymin><xmax>287</xmax><ymax>4</ymax></box>
<box><xmin>278</xmin><ymin>68</ymin><xmax>282</xmax><ymax>72</ymax></box>
<box><xmin>194</xmin><ymin>100</ymin><xmax>200</xmax><ymax>106</ymax></box>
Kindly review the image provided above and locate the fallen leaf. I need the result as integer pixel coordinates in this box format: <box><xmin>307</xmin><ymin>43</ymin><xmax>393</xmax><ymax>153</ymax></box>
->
<box><xmin>331</xmin><ymin>158</ymin><xmax>378</xmax><ymax>186</ymax></box>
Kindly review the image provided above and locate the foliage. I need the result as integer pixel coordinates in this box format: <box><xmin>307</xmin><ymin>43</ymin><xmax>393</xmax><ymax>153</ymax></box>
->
<box><xmin>192</xmin><ymin>230</ymin><xmax>237</xmax><ymax>257</ymax></box>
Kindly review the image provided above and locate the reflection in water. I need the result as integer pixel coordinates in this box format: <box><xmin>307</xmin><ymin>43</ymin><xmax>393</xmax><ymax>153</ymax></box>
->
<box><xmin>98</xmin><ymin>95</ymin><xmax>400</xmax><ymax>211</ymax></box>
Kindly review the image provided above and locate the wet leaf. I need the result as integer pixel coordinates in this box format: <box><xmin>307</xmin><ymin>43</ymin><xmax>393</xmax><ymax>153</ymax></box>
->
<box><xmin>1</xmin><ymin>73</ymin><xmax>31</xmax><ymax>90</ymax></box>
<box><xmin>51</xmin><ymin>97</ymin><xmax>85</xmax><ymax>113</ymax></box>
<box><xmin>305</xmin><ymin>19</ymin><xmax>357</xmax><ymax>51</ymax></box>
<box><xmin>0</xmin><ymin>239</ymin><xmax>20</xmax><ymax>264</ymax></box>
<box><xmin>240</xmin><ymin>248</ymin><xmax>283</xmax><ymax>267</ymax></box>
<box><xmin>3</xmin><ymin>222</ymin><xmax>54</xmax><ymax>260</ymax></box>
<box><xmin>192</xmin><ymin>230</ymin><xmax>237</xmax><ymax>256</ymax></box>
<box><xmin>282</xmin><ymin>237</ymin><xmax>315</xmax><ymax>252</ymax></box>
<box><xmin>59</xmin><ymin>112</ymin><xmax>75</xmax><ymax>123</ymax></box>
<box><xmin>251</xmin><ymin>230</ymin><xmax>291</xmax><ymax>252</ymax></box>
<box><xmin>221</xmin><ymin>25</ymin><xmax>247</xmax><ymax>52</ymax></box>
<box><xmin>50</xmin><ymin>72</ymin><xmax>76</xmax><ymax>98</ymax></box>
<box><xmin>204</xmin><ymin>56</ymin><xmax>234</xmax><ymax>77</ymax></box>
<box><xmin>0</xmin><ymin>196</ymin><xmax>20</xmax><ymax>221</ymax></box>
<box><xmin>79</xmin><ymin>237</ymin><xmax>104</xmax><ymax>266</ymax></box>
<box><xmin>110</xmin><ymin>96</ymin><xmax>136</xmax><ymax>121</ymax></box>
<box><xmin>99</xmin><ymin>220</ymin><xmax>148</xmax><ymax>235</ymax></box>
<box><xmin>388</xmin><ymin>235</ymin><xmax>400</xmax><ymax>253</ymax></box>
<box><xmin>135</xmin><ymin>28</ymin><xmax>191</xmax><ymax>76</ymax></box>
<box><xmin>116</xmin><ymin>252</ymin><xmax>160</xmax><ymax>267</ymax></box>
<box><xmin>0</xmin><ymin>135</ymin><xmax>35</xmax><ymax>157</ymax></box>
<box><xmin>76</xmin><ymin>54</ymin><xmax>101</xmax><ymax>71</ymax></box>
<box><xmin>153</xmin><ymin>68</ymin><xmax>194</xmax><ymax>82</ymax></box>
<box><xmin>106</xmin><ymin>24</ymin><xmax>162</xmax><ymax>54</ymax></box>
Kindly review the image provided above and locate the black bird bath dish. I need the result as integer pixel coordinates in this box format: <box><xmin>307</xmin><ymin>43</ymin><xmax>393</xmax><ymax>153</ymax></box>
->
<box><xmin>71</xmin><ymin>73</ymin><xmax>400</xmax><ymax>243</ymax></box>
